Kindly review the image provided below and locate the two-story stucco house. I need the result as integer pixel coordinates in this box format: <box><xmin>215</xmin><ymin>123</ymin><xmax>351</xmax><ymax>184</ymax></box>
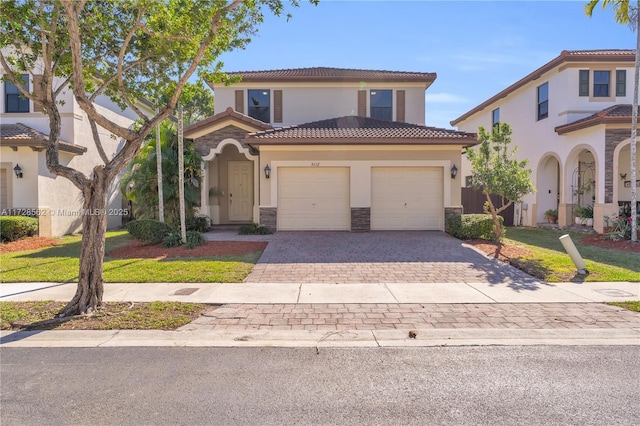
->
<box><xmin>451</xmin><ymin>49</ymin><xmax>637</xmax><ymax>234</ymax></box>
<box><xmin>184</xmin><ymin>67</ymin><xmax>478</xmax><ymax>232</ymax></box>
<box><xmin>0</xmin><ymin>71</ymin><xmax>146</xmax><ymax>237</ymax></box>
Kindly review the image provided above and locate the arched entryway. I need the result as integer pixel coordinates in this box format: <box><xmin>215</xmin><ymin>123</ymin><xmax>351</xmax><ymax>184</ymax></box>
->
<box><xmin>563</xmin><ymin>146</ymin><xmax>598</xmax><ymax>229</ymax></box>
<box><xmin>200</xmin><ymin>138</ymin><xmax>259</xmax><ymax>225</ymax></box>
<box><xmin>536</xmin><ymin>154</ymin><xmax>561</xmax><ymax>224</ymax></box>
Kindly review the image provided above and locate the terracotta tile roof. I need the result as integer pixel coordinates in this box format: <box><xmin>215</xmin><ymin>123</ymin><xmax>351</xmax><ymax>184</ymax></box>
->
<box><xmin>223</xmin><ymin>67</ymin><xmax>437</xmax><ymax>83</ymax></box>
<box><xmin>245</xmin><ymin>116</ymin><xmax>478</xmax><ymax>146</ymax></box>
<box><xmin>451</xmin><ymin>49</ymin><xmax>636</xmax><ymax>126</ymax></box>
<box><xmin>0</xmin><ymin>123</ymin><xmax>86</xmax><ymax>154</ymax></box>
<box><xmin>555</xmin><ymin>104</ymin><xmax>639</xmax><ymax>135</ymax></box>
<box><xmin>184</xmin><ymin>107</ymin><xmax>272</xmax><ymax>138</ymax></box>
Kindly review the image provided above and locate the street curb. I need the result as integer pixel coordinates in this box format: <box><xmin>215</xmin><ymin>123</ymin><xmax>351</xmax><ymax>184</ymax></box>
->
<box><xmin>2</xmin><ymin>328</ymin><xmax>639</xmax><ymax>348</ymax></box>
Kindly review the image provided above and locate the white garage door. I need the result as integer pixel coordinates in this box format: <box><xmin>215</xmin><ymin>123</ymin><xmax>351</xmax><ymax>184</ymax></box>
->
<box><xmin>371</xmin><ymin>167</ymin><xmax>443</xmax><ymax>230</ymax></box>
<box><xmin>278</xmin><ymin>167</ymin><xmax>350</xmax><ymax>231</ymax></box>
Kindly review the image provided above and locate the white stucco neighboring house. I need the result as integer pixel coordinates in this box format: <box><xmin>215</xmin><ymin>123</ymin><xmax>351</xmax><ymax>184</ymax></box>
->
<box><xmin>0</xmin><ymin>69</ymin><xmax>148</xmax><ymax>237</ymax></box>
<box><xmin>185</xmin><ymin>67</ymin><xmax>478</xmax><ymax>232</ymax></box>
<box><xmin>450</xmin><ymin>49</ymin><xmax>637</xmax><ymax>234</ymax></box>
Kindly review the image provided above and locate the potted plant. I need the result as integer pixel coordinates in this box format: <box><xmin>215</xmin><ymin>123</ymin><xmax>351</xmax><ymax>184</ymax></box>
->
<box><xmin>544</xmin><ymin>209</ymin><xmax>558</xmax><ymax>224</ymax></box>
<box><xmin>575</xmin><ymin>205</ymin><xmax>593</xmax><ymax>226</ymax></box>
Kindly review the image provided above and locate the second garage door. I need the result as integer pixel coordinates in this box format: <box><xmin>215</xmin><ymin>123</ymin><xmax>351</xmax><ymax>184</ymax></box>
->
<box><xmin>278</xmin><ymin>167</ymin><xmax>350</xmax><ymax>231</ymax></box>
<box><xmin>371</xmin><ymin>167</ymin><xmax>443</xmax><ymax>230</ymax></box>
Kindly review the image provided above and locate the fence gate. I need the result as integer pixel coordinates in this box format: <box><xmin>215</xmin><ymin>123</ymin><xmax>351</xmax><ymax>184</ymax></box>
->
<box><xmin>461</xmin><ymin>187</ymin><xmax>514</xmax><ymax>226</ymax></box>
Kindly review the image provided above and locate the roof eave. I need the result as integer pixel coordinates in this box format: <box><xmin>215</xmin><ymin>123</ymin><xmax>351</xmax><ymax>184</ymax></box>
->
<box><xmin>244</xmin><ymin>137</ymin><xmax>478</xmax><ymax>146</ymax></box>
<box><xmin>0</xmin><ymin>139</ymin><xmax>87</xmax><ymax>155</ymax></box>
<box><xmin>555</xmin><ymin>116</ymin><xmax>631</xmax><ymax>135</ymax></box>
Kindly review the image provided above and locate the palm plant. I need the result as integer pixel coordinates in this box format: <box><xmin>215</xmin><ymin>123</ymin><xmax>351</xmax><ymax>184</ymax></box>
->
<box><xmin>121</xmin><ymin>122</ymin><xmax>202</xmax><ymax>229</ymax></box>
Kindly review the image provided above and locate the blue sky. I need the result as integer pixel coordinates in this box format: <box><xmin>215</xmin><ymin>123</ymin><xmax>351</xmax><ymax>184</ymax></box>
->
<box><xmin>216</xmin><ymin>0</ymin><xmax>636</xmax><ymax>129</ymax></box>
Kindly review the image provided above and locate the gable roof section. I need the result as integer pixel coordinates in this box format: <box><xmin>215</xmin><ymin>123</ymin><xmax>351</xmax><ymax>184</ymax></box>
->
<box><xmin>450</xmin><ymin>49</ymin><xmax>636</xmax><ymax>126</ymax></box>
<box><xmin>222</xmin><ymin>67</ymin><xmax>437</xmax><ymax>84</ymax></box>
<box><xmin>245</xmin><ymin>116</ymin><xmax>478</xmax><ymax>146</ymax></box>
<box><xmin>184</xmin><ymin>107</ymin><xmax>272</xmax><ymax>138</ymax></box>
<box><xmin>555</xmin><ymin>104</ymin><xmax>639</xmax><ymax>135</ymax></box>
<box><xmin>0</xmin><ymin>123</ymin><xmax>86</xmax><ymax>155</ymax></box>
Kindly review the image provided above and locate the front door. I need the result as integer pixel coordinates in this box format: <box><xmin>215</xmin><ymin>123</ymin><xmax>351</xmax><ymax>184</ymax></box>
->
<box><xmin>228</xmin><ymin>161</ymin><xmax>253</xmax><ymax>221</ymax></box>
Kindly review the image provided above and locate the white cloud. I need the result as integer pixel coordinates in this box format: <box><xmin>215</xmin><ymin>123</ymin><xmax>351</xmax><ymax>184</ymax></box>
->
<box><xmin>425</xmin><ymin>93</ymin><xmax>470</xmax><ymax>104</ymax></box>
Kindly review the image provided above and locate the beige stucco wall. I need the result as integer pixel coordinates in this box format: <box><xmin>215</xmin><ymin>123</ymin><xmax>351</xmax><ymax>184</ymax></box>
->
<box><xmin>258</xmin><ymin>145</ymin><xmax>463</xmax><ymax>211</ymax></box>
<box><xmin>215</xmin><ymin>82</ymin><xmax>429</xmax><ymax>126</ymax></box>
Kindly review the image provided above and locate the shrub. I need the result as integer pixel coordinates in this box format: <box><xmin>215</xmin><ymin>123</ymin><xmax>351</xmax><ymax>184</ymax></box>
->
<box><xmin>186</xmin><ymin>230</ymin><xmax>205</xmax><ymax>249</ymax></box>
<box><xmin>163</xmin><ymin>232</ymin><xmax>183</xmax><ymax>248</ymax></box>
<box><xmin>126</xmin><ymin>219</ymin><xmax>173</xmax><ymax>244</ymax></box>
<box><xmin>446</xmin><ymin>214</ymin><xmax>503</xmax><ymax>241</ymax></box>
<box><xmin>186</xmin><ymin>215</ymin><xmax>211</xmax><ymax>233</ymax></box>
<box><xmin>239</xmin><ymin>223</ymin><xmax>273</xmax><ymax>235</ymax></box>
<box><xmin>0</xmin><ymin>216</ymin><xmax>39</xmax><ymax>242</ymax></box>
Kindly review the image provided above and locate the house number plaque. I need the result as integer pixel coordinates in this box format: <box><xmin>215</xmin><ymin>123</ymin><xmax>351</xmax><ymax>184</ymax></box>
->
<box><xmin>311</xmin><ymin>162</ymin><xmax>320</xmax><ymax>167</ymax></box>
<box><xmin>623</xmin><ymin>180</ymin><xmax>640</xmax><ymax>188</ymax></box>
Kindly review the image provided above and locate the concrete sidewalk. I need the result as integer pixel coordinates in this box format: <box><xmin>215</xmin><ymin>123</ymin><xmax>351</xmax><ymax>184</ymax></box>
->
<box><xmin>2</xmin><ymin>281</ymin><xmax>638</xmax><ymax>348</ymax></box>
<box><xmin>1</xmin><ymin>281</ymin><xmax>638</xmax><ymax>304</ymax></box>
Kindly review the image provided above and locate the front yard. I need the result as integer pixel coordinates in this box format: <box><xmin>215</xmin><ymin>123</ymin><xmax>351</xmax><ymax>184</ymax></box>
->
<box><xmin>468</xmin><ymin>227</ymin><xmax>640</xmax><ymax>283</ymax></box>
<box><xmin>0</xmin><ymin>230</ymin><xmax>265</xmax><ymax>283</ymax></box>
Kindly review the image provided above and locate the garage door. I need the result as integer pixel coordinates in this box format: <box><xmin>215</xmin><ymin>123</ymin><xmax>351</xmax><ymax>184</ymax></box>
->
<box><xmin>278</xmin><ymin>167</ymin><xmax>350</xmax><ymax>230</ymax></box>
<box><xmin>371</xmin><ymin>167</ymin><xmax>443</xmax><ymax>230</ymax></box>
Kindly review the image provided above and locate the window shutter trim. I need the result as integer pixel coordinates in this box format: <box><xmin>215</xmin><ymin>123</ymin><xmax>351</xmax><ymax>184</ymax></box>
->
<box><xmin>616</xmin><ymin>70</ymin><xmax>626</xmax><ymax>97</ymax></box>
<box><xmin>235</xmin><ymin>90</ymin><xmax>244</xmax><ymax>114</ymax></box>
<box><xmin>274</xmin><ymin>90</ymin><xmax>283</xmax><ymax>123</ymax></box>
<box><xmin>396</xmin><ymin>90</ymin><xmax>405</xmax><ymax>122</ymax></box>
<box><xmin>357</xmin><ymin>90</ymin><xmax>366</xmax><ymax>117</ymax></box>
<box><xmin>579</xmin><ymin>70</ymin><xmax>589</xmax><ymax>97</ymax></box>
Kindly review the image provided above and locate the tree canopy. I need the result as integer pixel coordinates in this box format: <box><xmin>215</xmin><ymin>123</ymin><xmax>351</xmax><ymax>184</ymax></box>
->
<box><xmin>0</xmin><ymin>0</ymin><xmax>311</xmax><ymax>315</ymax></box>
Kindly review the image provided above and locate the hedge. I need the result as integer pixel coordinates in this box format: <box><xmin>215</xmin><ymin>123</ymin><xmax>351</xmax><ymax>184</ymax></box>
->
<box><xmin>126</xmin><ymin>219</ymin><xmax>173</xmax><ymax>244</ymax></box>
<box><xmin>446</xmin><ymin>214</ymin><xmax>504</xmax><ymax>241</ymax></box>
<box><xmin>0</xmin><ymin>216</ymin><xmax>39</xmax><ymax>242</ymax></box>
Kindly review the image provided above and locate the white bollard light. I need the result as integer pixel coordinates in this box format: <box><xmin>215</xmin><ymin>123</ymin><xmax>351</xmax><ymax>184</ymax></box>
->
<box><xmin>559</xmin><ymin>234</ymin><xmax>588</xmax><ymax>275</ymax></box>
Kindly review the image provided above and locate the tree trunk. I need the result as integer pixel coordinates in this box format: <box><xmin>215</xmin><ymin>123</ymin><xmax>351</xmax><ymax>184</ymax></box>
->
<box><xmin>58</xmin><ymin>168</ymin><xmax>110</xmax><ymax>317</ymax></box>
<box><xmin>630</xmin><ymin>0</ymin><xmax>639</xmax><ymax>242</ymax></box>
<box><xmin>485</xmin><ymin>193</ymin><xmax>503</xmax><ymax>242</ymax></box>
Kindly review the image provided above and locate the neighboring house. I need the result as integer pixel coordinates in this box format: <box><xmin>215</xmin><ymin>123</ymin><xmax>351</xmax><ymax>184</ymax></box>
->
<box><xmin>451</xmin><ymin>49</ymin><xmax>637</xmax><ymax>234</ymax></box>
<box><xmin>184</xmin><ymin>67</ymin><xmax>477</xmax><ymax>231</ymax></box>
<box><xmin>0</xmin><ymin>72</ymin><xmax>146</xmax><ymax>237</ymax></box>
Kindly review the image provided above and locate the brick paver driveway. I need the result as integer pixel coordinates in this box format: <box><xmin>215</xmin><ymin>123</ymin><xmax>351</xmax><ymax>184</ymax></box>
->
<box><xmin>244</xmin><ymin>231</ymin><xmax>540</xmax><ymax>284</ymax></box>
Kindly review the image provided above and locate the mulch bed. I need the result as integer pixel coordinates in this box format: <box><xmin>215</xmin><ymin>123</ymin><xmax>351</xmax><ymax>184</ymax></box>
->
<box><xmin>108</xmin><ymin>239</ymin><xmax>267</xmax><ymax>259</ymax></box>
<box><xmin>465</xmin><ymin>240</ymin><xmax>532</xmax><ymax>262</ymax></box>
<box><xmin>0</xmin><ymin>237</ymin><xmax>60</xmax><ymax>254</ymax></box>
<box><xmin>579</xmin><ymin>234</ymin><xmax>640</xmax><ymax>253</ymax></box>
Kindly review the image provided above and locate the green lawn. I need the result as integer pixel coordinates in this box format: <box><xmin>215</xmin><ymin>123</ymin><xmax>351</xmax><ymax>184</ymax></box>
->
<box><xmin>0</xmin><ymin>231</ymin><xmax>262</xmax><ymax>283</ymax></box>
<box><xmin>503</xmin><ymin>227</ymin><xmax>640</xmax><ymax>282</ymax></box>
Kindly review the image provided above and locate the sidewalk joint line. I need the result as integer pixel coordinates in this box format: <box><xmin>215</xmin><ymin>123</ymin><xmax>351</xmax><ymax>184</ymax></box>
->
<box><xmin>384</xmin><ymin>283</ymin><xmax>400</xmax><ymax>303</ymax></box>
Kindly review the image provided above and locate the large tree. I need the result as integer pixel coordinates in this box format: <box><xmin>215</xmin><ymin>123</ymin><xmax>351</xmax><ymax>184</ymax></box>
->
<box><xmin>0</xmin><ymin>0</ymin><xmax>310</xmax><ymax>316</ymax></box>
<box><xmin>585</xmin><ymin>0</ymin><xmax>639</xmax><ymax>242</ymax></box>
<box><xmin>466</xmin><ymin>123</ymin><xmax>535</xmax><ymax>241</ymax></box>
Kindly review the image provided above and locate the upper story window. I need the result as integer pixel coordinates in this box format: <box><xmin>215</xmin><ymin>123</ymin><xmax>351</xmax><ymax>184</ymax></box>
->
<box><xmin>247</xmin><ymin>89</ymin><xmax>270</xmax><ymax>123</ymax></box>
<box><xmin>370</xmin><ymin>90</ymin><xmax>392</xmax><ymax>121</ymax></box>
<box><xmin>579</xmin><ymin>70</ymin><xmax>589</xmax><ymax>96</ymax></box>
<box><xmin>4</xmin><ymin>75</ymin><xmax>29</xmax><ymax>113</ymax></box>
<box><xmin>537</xmin><ymin>82</ymin><xmax>548</xmax><ymax>121</ymax></box>
<box><xmin>593</xmin><ymin>71</ymin><xmax>610</xmax><ymax>97</ymax></box>
<box><xmin>491</xmin><ymin>108</ymin><xmax>500</xmax><ymax>132</ymax></box>
<box><xmin>616</xmin><ymin>70</ymin><xmax>626</xmax><ymax>97</ymax></box>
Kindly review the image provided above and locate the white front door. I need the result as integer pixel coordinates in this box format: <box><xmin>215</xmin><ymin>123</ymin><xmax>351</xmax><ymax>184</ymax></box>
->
<box><xmin>228</xmin><ymin>161</ymin><xmax>253</xmax><ymax>221</ymax></box>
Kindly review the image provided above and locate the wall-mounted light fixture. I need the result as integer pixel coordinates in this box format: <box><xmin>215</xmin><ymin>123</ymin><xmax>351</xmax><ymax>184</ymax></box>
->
<box><xmin>620</xmin><ymin>173</ymin><xmax>627</xmax><ymax>181</ymax></box>
<box><xmin>264</xmin><ymin>164</ymin><xmax>271</xmax><ymax>179</ymax></box>
<box><xmin>450</xmin><ymin>164</ymin><xmax>458</xmax><ymax>179</ymax></box>
<box><xmin>13</xmin><ymin>164</ymin><xmax>23</xmax><ymax>179</ymax></box>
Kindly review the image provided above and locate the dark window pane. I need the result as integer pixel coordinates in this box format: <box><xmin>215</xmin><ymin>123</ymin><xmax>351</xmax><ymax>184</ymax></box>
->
<box><xmin>537</xmin><ymin>83</ymin><xmax>548</xmax><ymax>120</ymax></box>
<box><xmin>370</xmin><ymin>90</ymin><xmax>392</xmax><ymax>121</ymax></box>
<box><xmin>247</xmin><ymin>90</ymin><xmax>270</xmax><ymax>122</ymax></box>
<box><xmin>4</xmin><ymin>75</ymin><xmax>29</xmax><ymax>113</ymax></box>
<box><xmin>370</xmin><ymin>107</ymin><xmax>392</xmax><ymax>121</ymax></box>
<box><xmin>593</xmin><ymin>71</ymin><xmax>610</xmax><ymax>97</ymax></box>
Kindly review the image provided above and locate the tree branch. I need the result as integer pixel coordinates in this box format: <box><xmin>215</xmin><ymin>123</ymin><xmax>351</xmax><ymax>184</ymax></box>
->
<box><xmin>89</xmin><ymin>118</ymin><xmax>111</xmax><ymax>165</ymax></box>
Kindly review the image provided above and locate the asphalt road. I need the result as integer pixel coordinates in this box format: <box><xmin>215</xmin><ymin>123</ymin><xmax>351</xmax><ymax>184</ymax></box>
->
<box><xmin>1</xmin><ymin>346</ymin><xmax>638</xmax><ymax>425</ymax></box>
